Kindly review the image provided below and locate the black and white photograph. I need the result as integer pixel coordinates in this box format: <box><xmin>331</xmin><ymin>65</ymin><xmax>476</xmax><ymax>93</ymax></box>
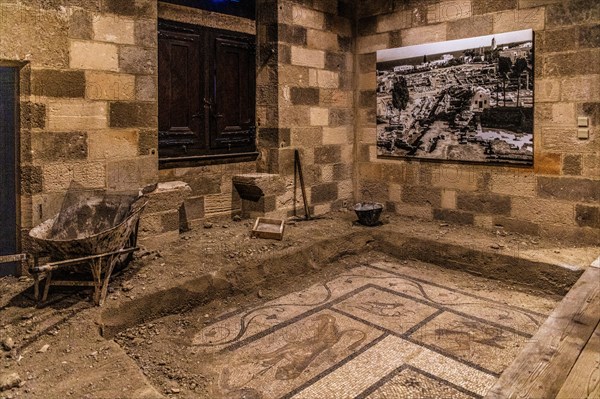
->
<box><xmin>376</xmin><ymin>29</ymin><xmax>534</xmax><ymax>165</ymax></box>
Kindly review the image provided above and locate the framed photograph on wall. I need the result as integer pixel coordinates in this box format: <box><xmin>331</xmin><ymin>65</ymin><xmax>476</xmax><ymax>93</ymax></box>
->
<box><xmin>376</xmin><ymin>29</ymin><xmax>534</xmax><ymax>166</ymax></box>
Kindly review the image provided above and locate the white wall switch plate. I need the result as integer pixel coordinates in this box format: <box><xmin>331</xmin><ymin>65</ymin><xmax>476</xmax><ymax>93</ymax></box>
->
<box><xmin>577</xmin><ymin>116</ymin><xmax>589</xmax><ymax>127</ymax></box>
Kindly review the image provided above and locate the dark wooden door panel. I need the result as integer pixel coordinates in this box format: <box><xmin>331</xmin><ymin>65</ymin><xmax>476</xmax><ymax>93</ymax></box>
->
<box><xmin>0</xmin><ymin>67</ymin><xmax>18</xmax><ymax>276</ymax></box>
<box><xmin>158</xmin><ymin>29</ymin><xmax>204</xmax><ymax>152</ymax></box>
<box><xmin>212</xmin><ymin>36</ymin><xmax>255</xmax><ymax>150</ymax></box>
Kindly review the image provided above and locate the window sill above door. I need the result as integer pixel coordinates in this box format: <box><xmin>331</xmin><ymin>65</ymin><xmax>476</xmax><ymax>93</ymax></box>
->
<box><xmin>158</xmin><ymin>151</ymin><xmax>259</xmax><ymax>169</ymax></box>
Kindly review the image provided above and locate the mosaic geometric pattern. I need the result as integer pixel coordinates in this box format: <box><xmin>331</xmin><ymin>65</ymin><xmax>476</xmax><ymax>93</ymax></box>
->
<box><xmin>155</xmin><ymin>261</ymin><xmax>557</xmax><ymax>398</ymax></box>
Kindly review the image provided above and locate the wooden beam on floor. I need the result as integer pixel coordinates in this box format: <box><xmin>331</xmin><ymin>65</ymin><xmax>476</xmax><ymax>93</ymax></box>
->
<box><xmin>485</xmin><ymin>266</ymin><xmax>600</xmax><ymax>399</ymax></box>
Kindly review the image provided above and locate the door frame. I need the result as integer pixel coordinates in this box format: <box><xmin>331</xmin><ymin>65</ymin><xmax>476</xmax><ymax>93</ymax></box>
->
<box><xmin>0</xmin><ymin>62</ymin><xmax>22</xmax><ymax>276</ymax></box>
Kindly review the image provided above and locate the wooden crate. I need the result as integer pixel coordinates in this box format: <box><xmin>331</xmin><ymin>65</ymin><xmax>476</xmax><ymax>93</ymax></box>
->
<box><xmin>251</xmin><ymin>218</ymin><xmax>285</xmax><ymax>240</ymax></box>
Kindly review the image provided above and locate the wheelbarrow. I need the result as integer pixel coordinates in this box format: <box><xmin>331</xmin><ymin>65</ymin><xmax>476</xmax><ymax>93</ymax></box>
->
<box><xmin>25</xmin><ymin>193</ymin><xmax>148</xmax><ymax>306</ymax></box>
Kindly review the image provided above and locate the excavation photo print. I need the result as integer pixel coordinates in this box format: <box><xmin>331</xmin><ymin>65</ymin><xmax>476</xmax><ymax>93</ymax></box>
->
<box><xmin>376</xmin><ymin>29</ymin><xmax>534</xmax><ymax>165</ymax></box>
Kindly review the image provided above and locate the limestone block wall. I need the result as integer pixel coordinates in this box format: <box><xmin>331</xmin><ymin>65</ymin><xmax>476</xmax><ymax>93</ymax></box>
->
<box><xmin>0</xmin><ymin>0</ymin><xmax>159</xmax><ymax>243</ymax></box>
<box><xmin>271</xmin><ymin>0</ymin><xmax>355</xmax><ymax>216</ymax></box>
<box><xmin>355</xmin><ymin>0</ymin><xmax>599</xmax><ymax>243</ymax></box>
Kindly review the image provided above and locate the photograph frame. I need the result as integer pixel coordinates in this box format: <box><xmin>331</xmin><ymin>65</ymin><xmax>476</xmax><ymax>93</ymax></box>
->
<box><xmin>376</xmin><ymin>29</ymin><xmax>535</xmax><ymax>167</ymax></box>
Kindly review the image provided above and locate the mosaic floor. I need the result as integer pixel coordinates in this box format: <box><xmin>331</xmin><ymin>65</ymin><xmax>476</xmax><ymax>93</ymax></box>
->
<box><xmin>125</xmin><ymin>261</ymin><xmax>559</xmax><ymax>398</ymax></box>
<box><xmin>119</xmin><ymin>262</ymin><xmax>556</xmax><ymax>399</ymax></box>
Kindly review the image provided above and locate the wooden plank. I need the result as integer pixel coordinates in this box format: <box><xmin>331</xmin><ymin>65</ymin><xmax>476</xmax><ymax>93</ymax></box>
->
<box><xmin>556</xmin><ymin>321</ymin><xmax>600</xmax><ymax>399</ymax></box>
<box><xmin>0</xmin><ymin>253</ymin><xmax>27</xmax><ymax>264</ymax></box>
<box><xmin>485</xmin><ymin>266</ymin><xmax>600</xmax><ymax>399</ymax></box>
<box><xmin>30</xmin><ymin>247</ymin><xmax>138</xmax><ymax>273</ymax></box>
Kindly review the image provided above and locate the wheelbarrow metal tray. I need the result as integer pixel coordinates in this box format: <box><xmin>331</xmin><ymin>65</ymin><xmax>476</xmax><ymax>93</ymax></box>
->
<box><xmin>29</xmin><ymin>196</ymin><xmax>147</xmax><ymax>262</ymax></box>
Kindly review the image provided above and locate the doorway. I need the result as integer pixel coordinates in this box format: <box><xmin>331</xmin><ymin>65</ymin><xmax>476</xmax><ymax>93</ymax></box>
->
<box><xmin>0</xmin><ymin>67</ymin><xmax>19</xmax><ymax>276</ymax></box>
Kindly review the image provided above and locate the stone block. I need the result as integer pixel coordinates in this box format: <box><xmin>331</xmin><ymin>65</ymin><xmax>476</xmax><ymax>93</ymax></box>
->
<box><xmin>204</xmin><ymin>193</ymin><xmax>235</xmax><ymax>216</ymax></box>
<box><xmin>292</xmin><ymin>5</ymin><xmax>325</xmax><ymax>30</ymax></box>
<box><xmin>537</xmin><ymin>177</ymin><xmax>599</xmax><ymax>203</ymax></box>
<box><xmin>579</xmin><ymin>24</ymin><xmax>600</xmax><ymax>49</ymax></box>
<box><xmin>456</xmin><ymin>192</ymin><xmax>511</xmax><ymax>215</ymax></box>
<box><xmin>541</xmin><ymin>127</ymin><xmax>598</xmax><ymax>154</ymax></box>
<box><xmin>279</xmin><ymin>65</ymin><xmax>310</xmax><ymax>87</ymax></box>
<box><xmin>316</xmin><ymin>69</ymin><xmax>339</xmax><ymax>88</ymax></box>
<box><xmin>181</xmin><ymin>196</ymin><xmax>205</xmax><ymax>225</ymax></box>
<box><xmin>233</xmin><ymin>173</ymin><xmax>286</xmax><ymax>201</ymax></box>
<box><xmin>561</xmin><ymin>75</ymin><xmax>600</xmax><ymax>102</ymax></box>
<box><xmin>582</xmin><ymin>154</ymin><xmax>599</xmax><ymax>178</ymax></box>
<box><xmin>31</xmin><ymin>69</ymin><xmax>85</xmax><ymax>98</ymax></box>
<box><xmin>376</xmin><ymin>10</ymin><xmax>413</xmax><ymax>33</ymax></box>
<box><xmin>322</xmin><ymin>126</ymin><xmax>351</xmax><ymax>145</ymax></box>
<box><xmin>431</xmin><ymin>166</ymin><xmax>478</xmax><ymax>191</ymax></box>
<box><xmin>311</xmin><ymin>182</ymin><xmax>338</xmax><ymax>204</ymax></box>
<box><xmin>93</xmin><ymin>15</ymin><xmax>135</xmax><ymax>44</ymax></box>
<box><xmin>144</xmin><ymin>181</ymin><xmax>192</xmax><ymax>214</ymax></box>
<box><xmin>546</xmin><ymin>1</ymin><xmax>600</xmax><ymax>28</ymax></box>
<box><xmin>562</xmin><ymin>154</ymin><xmax>582</xmax><ymax>176</ymax></box>
<box><xmin>310</xmin><ymin>107</ymin><xmax>329</xmax><ymax>126</ymax></box>
<box><xmin>69</xmin><ymin>9</ymin><xmax>93</xmax><ymax>40</ymax></box>
<box><xmin>492</xmin><ymin>8</ymin><xmax>545</xmax><ymax>33</ymax></box>
<box><xmin>307</xmin><ymin>29</ymin><xmax>339</xmax><ymax>51</ymax></box>
<box><xmin>21</xmin><ymin>102</ymin><xmax>46</xmax><ymax>130</ymax></box>
<box><xmin>492</xmin><ymin>216</ymin><xmax>540</xmax><ymax>236</ymax></box>
<box><xmin>102</xmin><ymin>0</ymin><xmax>156</xmax><ymax>18</ymax></box>
<box><xmin>579</xmin><ymin>102</ymin><xmax>600</xmax><ymax>127</ymax></box>
<box><xmin>21</xmin><ymin>165</ymin><xmax>43</xmax><ymax>195</ymax></box>
<box><xmin>474</xmin><ymin>215</ymin><xmax>494</xmax><ymax>229</ymax></box>
<box><xmin>433</xmin><ymin>208</ymin><xmax>474</xmax><ymax>225</ymax></box>
<box><xmin>118</xmin><ymin>46</ymin><xmax>157</xmax><ymax>75</ymax></box>
<box><xmin>47</xmin><ymin>100</ymin><xmax>107</xmax><ymax>131</ymax></box>
<box><xmin>290</xmin><ymin>87</ymin><xmax>320</xmax><ymax>106</ymax></box>
<box><xmin>32</xmin><ymin>131</ymin><xmax>87</xmax><ymax>161</ymax></box>
<box><xmin>544</xmin><ymin>49</ymin><xmax>600</xmax><ymax>78</ymax></box>
<box><xmin>519</xmin><ymin>0</ymin><xmax>562</xmax><ymax>8</ymax></box>
<box><xmin>329</xmin><ymin>108</ymin><xmax>353</xmax><ymax>128</ymax></box>
<box><xmin>42</xmin><ymin>163</ymin><xmax>74</xmax><ymax>193</ymax></box>
<box><xmin>138</xmin><ymin>128</ymin><xmax>157</xmax><ymax>156</ymax></box>
<box><xmin>472</xmin><ymin>0</ymin><xmax>516</xmax><ymax>15</ymax></box>
<box><xmin>291</xmin><ymin>127</ymin><xmax>323</xmax><ymax>147</ymax></box>
<box><xmin>0</xmin><ymin>5</ymin><xmax>69</xmax><ymax>68</ymax></box>
<box><xmin>314</xmin><ymin>146</ymin><xmax>342</xmax><ymax>164</ymax></box>
<box><xmin>70</xmin><ymin>40</ymin><xmax>119</xmax><ymax>71</ymax></box>
<box><xmin>401</xmin><ymin>24</ymin><xmax>447</xmax><ymax>47</ymax></box>
<box><xmin>534</xmin><ymin>152</ymin><xmax>562</xmax><ymax>175</ymax></box>
<box><xmin>490</xmin><ymin>170</ymin><xmax>536</xmax><ymax>197</ymax></box>
<box><xmin>279</xmin><ymin>24</ymin><xmax>307</xmax><ymax>46</ymax></box>
<box><xmin>534</xmin><ymin>79</ymin><xmax>561</xmax><ymax>103</ymax></box>
<box><xmin>88</xmin><ymin>129</ymin><xmax>138</xmax><ymax>159</ymax></box>
<box><xmin>359</xmin><ymin>90</ymin><xmax>376</xmax><ymax>108</ymax></box>
<box><xmin>135</xmin><ymin>75</ymin><xmax>157</xmax><ymax>101</ymax></box>
<box><xmin>135</xmin><ymin>19</ymin><xmax>157</xmax><ymax>48</ymax></box>
<box><xmin>106</xmin><ymin>155</ymin><xmax>158</xmax><ymax>191</ymax></box>
<box><xmin>540</xmin><ymin>27</ymin><xmax>578</xmax><ymax>53</ymax></box>
<box><xmin>109</xmin><ymin>101</ymin><xmax>156</xmax><ymax>127</ymax></box>
<box><xmin>358</xmin><ymin>53</ymin><xmax>376</xmax><ymax>73</ymax></box>
<box><xmin>401</xmin><ymin>185</ymin><xmax>442</xmax><ymax>208</ymax></box>
<box><xmin>575</xmin><ymin>205</ymin><xmax>600</xmax><ymax>229</ymax></box>
<box><xmin>441</xmin><ymin>189</ymin><xmax>457</xmax><ymax>209</ymax></box>
<box><xmin>291</xmin><ymin>46</ymin><xmax>325</xmax><ymax>69</ymax></box>
<box><xmin>333</xmin><ymin>163</ymin><xmax>352</xmax><ymax>180</ymax></box>
<box><xmin>86</xmin><ymin>72</ymin><xmax>135</xmax><ymax>101</ymax></box>
<box><xmin>428</xmin><ymin>1</ymin><xmax>472</xmax><ymax>23</ymax></box>
<box><xmin>73</xmin><ymin>162</ymin><xmax>105</xmax><ymax>188</ymax></box>
<box><xmin>357</xmin><ymin>33</ymin><xmax>389</xmax><ymax>54</ymax></box>
<box><xmin>511</xmin><ymin>197</ymin><xmax>575</xmax><ymax>225</ymax></box>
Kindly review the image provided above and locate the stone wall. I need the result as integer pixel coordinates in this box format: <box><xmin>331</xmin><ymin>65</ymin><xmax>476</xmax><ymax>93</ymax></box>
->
<box><xmin>0</xmin><ymin>0</ymin><xmax>159</xmax><ymax>243</ymax></box>
<box><xmin>268</xmin><ymin>0</ymin><xmax>356</xmax><ymax>216</ymax></box>
<box><xmin>355</xmin><ymin>0</ymin><xmax>599</xmax><ymax>243</ymax></box>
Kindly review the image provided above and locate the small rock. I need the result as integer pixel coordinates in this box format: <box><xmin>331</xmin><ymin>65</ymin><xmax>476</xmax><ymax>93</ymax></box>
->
<box><xmin>203</xmin><ymin>222</ymin><xmax>213</xmax><ymax>229</ymax></box>
<box><xmin>37</xmin><ymin>344</ymin><xmax>49</xmax><ymax>353</ymax></box>
<box><xmin>2</xmin><ymin>337</ymin><xmax>14</xmax><ymax>351</ymax></box>
<box><xmin>233</xmin><ymin>215</ymin><xmax>242</xmax><ymax>222</ymax></box>
<box><xmin>171</xmin><ymin>388</ymin><xmax>180</xmax><ymax>394</ymax></box>
<box><xmin>490</xmin><ymin>244</ymin><xmax>501</xmax><ymax>249</ymax></box>
<box><xmin>121</xmin><ymin>282</ymin><xmax>134</xmax><ymax>292</ymax></box>
<box><xmin>439</xmin><ymin>223</ymin><xmax>449</xmax><ymax>227</ymax></box>
<box><xmin>222</xmin><ymin>224</ymin><xmax>229</xmax><ymax>229</ymax></box>
<box><xmin>0</xmin><ymin>372</ymin><xmax>21</xmax><ymax>391</ymax></box>
<box><xmin>257</xmin><ymin>290</ymin><xmax>264</xmax><ymax>298</ymax></box>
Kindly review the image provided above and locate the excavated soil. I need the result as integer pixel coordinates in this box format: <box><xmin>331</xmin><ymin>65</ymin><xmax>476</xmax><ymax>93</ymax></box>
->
<box><xmin>0</xmin><ymin>211</ymin><xmax>597</xmax><ymax>398</ymax></box>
